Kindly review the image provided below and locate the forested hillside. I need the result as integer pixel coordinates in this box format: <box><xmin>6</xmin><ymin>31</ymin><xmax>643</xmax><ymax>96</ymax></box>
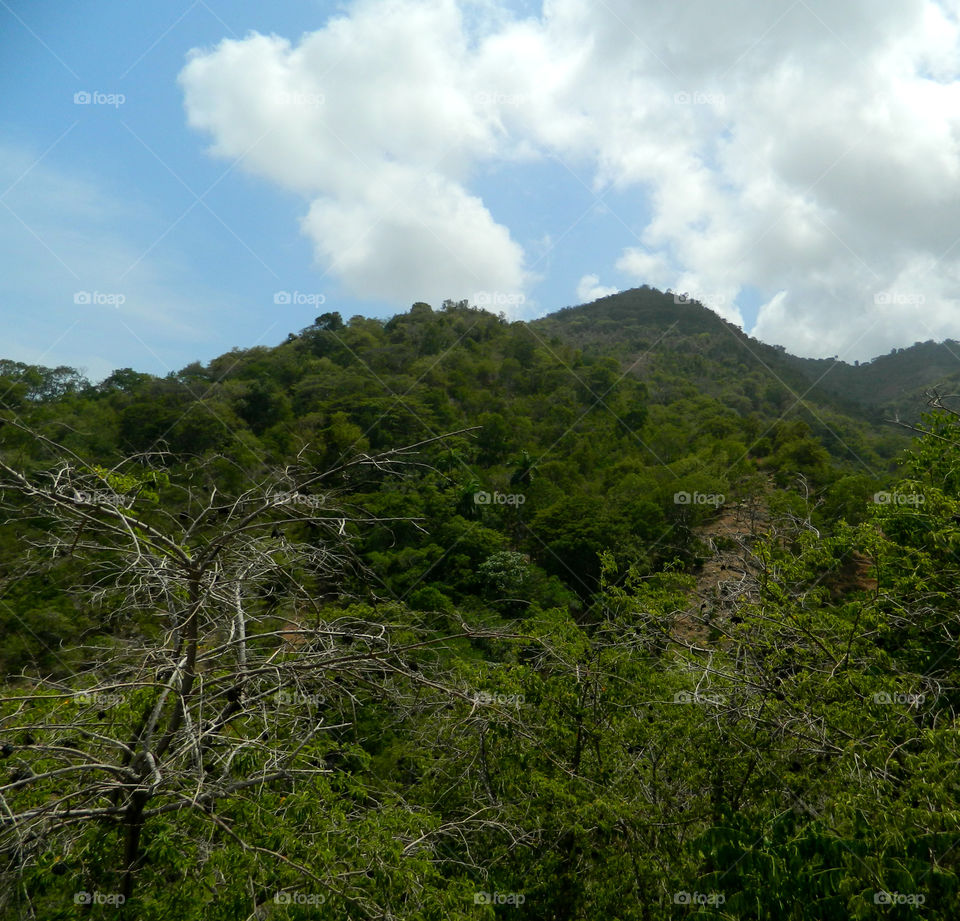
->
<box><xmin>538</xmin><ymin>287</ymin><xmax>960</xmax><ymax>423</ymax></box>
<box><xmin>2</xmin><ymin>290</ymin><xmax>958</xmax><ymax>919</ymax></box>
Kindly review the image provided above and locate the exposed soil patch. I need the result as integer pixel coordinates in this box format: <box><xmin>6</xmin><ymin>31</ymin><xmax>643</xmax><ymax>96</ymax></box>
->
<box><xmin>673</xmin><ymin>490</ymin><xmax>771</xmax><ymax>644</ymax></box>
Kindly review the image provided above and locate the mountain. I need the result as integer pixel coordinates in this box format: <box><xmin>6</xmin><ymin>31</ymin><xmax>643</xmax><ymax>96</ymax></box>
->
<box><xmin>4</xmin><ymin>289</ymin><xmax>960</xmax><ymax>920</ymax></box>
<box><xmin>0</xmin><ymin>290</ymin><xmax>909</xmax><ymax>664</ymax></box>
<box><xmin>786</xmin><ymin>339</ymin><xmax>960</xmax><ymax>420</ymax></box>
<box><xmin>538</xmin><ymin>285</ymin><xmax>960</xmax><ymax>423</ymax></box>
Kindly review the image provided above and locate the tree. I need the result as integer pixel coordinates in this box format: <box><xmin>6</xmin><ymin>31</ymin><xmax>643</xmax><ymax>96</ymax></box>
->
<box><xmin>314</xmin><ymin>312</ymin><xmax>344</xmax><ymax>331</ymax></box>
<box><xmin>0</xmin><ymin>423</ymin><xmax>522</xmax><ymax>919</ymax></box>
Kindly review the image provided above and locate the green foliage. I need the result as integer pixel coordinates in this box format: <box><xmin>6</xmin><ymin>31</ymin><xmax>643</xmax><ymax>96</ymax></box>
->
<box><xmin>3</xmin><ymin>292</ymin><xmax>955</xmax><ymax>919</ymax></box>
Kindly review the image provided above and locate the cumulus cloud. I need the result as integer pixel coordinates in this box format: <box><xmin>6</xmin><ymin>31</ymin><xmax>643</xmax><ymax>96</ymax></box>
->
<box><xmin>576</xmin><ymin>274</ymin><xmax>618</xmax><ymax>302</ymax></box>
<box><xmin>180</xmin><ymin>0</ymin><xmax>960</xmax><ymax>357</ymax></box>
<box><xmin>179</xmin><ymin>1</ymin><xmax>526</xmax><ymax>309</ymax></box>
<box><xmin>300</xmin><ymin>167</ymin><xmax>526</xmax><ymax>305</ymax></box>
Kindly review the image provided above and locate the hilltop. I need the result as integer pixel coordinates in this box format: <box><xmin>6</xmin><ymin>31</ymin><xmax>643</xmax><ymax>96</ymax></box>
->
<box><xmin>539</xmin><ymin>286</ymin><xmax>960</xmax><ymax>423</ymax></box>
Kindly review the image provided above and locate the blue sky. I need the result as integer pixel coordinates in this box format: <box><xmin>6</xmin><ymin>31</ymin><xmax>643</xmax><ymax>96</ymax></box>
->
<box><xmin>3</xmin><ymin>0</ymin><xmax>960</xmax><ymax>380</ymax></box>
<box><xmin>1</xmin><ymin>1</ymin><xmax>393</xmax><ymax>380</ymax></box>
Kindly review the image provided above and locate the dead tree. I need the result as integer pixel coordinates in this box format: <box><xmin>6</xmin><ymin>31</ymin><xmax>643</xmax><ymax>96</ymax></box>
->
<box><xmin>0</xmin><ymin>422</ymin><xmax>523</xmax><ymax>917</ymax></box>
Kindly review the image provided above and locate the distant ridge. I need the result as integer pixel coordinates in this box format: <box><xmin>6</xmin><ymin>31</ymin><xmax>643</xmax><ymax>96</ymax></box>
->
<box><xmin>534</xmin><ymin>286</ymin><xmax>960</xmax><ymax>422</ymax></box>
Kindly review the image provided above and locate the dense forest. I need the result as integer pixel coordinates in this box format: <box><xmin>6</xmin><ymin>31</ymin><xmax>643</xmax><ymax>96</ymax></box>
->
<box><xmin>1</xmin><ymin>287</ymin><xmax>958</xmax><ymax>919</ymax></box>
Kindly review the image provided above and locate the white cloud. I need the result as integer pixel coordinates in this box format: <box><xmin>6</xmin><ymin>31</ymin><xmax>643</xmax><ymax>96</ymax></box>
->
<box><xmin>179</xmin><ymin>1</ymin><xmax>528</xmax><ymax>310</ymax></box>
<box><xmin>180</xmin><ymin>0</ymin><xmax>960</xmax><ymax>358</ymax></box>
<box><xmin>576</xmin><ymin>274</ymin><xmax>618</xmax><ymax>302</ymax></box>
<box><xmin>301</xmin><ymin>165</ymin><xmax>526</xmax><ymax>305</ymax></box>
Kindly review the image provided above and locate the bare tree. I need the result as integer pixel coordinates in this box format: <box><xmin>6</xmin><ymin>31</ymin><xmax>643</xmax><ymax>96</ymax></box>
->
<box><xmin>0</xmin><ymin>422</ymin><xmax>526</xmax><ymax>918</ymax></box>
